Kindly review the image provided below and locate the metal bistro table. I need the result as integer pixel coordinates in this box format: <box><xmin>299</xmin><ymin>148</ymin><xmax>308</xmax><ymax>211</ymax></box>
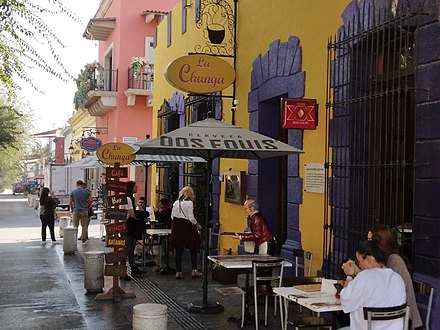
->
<box><xmin>208</xmin><ymin>254</ymin><xmax>292</xmax><ymax>327</ymax></box>
<box><xmin>145</xmin><ymin>228</ymin><xmax>174</xmax><ymax>274</ymax></box>
<box><xmin>273</xmin><ymin>286</ymin><xmax>342</xmax><ymax>329</ymax></box>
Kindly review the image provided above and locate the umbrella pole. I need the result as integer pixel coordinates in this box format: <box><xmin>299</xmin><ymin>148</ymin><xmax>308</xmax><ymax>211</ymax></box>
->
<box><xmin>143</xmin><ymin>163</ymin><xmax>148</xmax><ymax>210</ymax></box>
<box><xmin>187</xmin><ymin>159</ymin><xmax>224</xmax><ymax>314</ymax></box>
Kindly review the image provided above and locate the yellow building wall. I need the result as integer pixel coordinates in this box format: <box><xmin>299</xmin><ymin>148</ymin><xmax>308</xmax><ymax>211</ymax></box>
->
<box><xmin>154</xmin><ymin>0</ymin><xmax>350</xmax><ymax>272</ymax></box>
<box><xmin>68</xmin><ymin>109</ymin><xmax>96</xmax><ymax>162</ymax></box>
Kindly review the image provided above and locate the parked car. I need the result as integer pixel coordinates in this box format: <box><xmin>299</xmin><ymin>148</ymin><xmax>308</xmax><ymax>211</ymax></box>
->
<box><xmin>12</xmin><ymin>182</ymin><xmax>25</xmax><ymax>195</ymax></box>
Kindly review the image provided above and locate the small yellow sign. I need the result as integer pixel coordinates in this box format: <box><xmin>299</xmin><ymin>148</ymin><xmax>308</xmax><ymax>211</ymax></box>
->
<box><xmin>165</xmin><ymin>54</ymin><xmax>235</xmax><ymax>94</ymax></box>
<box><xmin>96</xmin><ymin>143</ymin><xmax>135</xmax><ymax>166</ymax></box>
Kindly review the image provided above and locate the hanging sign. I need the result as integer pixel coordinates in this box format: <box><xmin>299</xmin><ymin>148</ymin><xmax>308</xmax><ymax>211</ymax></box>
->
<box><xmin>106</xmin><ymin>237</ymin><xmax>127</xmax><ymax>247</ymax></box>
<box><xmin>104</xmin><ymin>265</ymin><xmax>127</xmax><ymax>277</ymax></box>
<box><xmin>106</xmin><ymin>167</ymin><xmax>128</xmax><ymax>179</ymax></box>
<box><xmin>105</xmin><ymin>251</ymin><xmax>128</xmax><ymax>264</ymax></box>
<box><xmin>80</xmin><ymin>137</ymin><xmax>103</xmax><ymax>152</ymax></box>
<box><xmin>107</xmin><ymin>195</ymin><xmax>128</xmax><ymax>207</ymax></box>
<box><xmin>165</xmin><ymin>54</ymin><xmax>235</xmax><ymax>93</ymax></box>
<box><xmin>96</xmin><ymin>143</ymin><xmax>136</xmax><ymax>166</ymax></box>
<box><xmin>106</xmin><ymin>209</ymin><xmax>128</xmax><ymax>220</ymax></box>
<box><xmin>105</xmin><ymin>222</ymin><xmax>127</xmax><ymax>236</ymax></box>
<box><xmin>107</xmin><ymin>181</ymin><xmax>128</xmax><ymax>192</ymax></box>
<box><xmin>281</xmin><ymin>98</ymin><xmax>318</xmax><ymax>129</ymax></box>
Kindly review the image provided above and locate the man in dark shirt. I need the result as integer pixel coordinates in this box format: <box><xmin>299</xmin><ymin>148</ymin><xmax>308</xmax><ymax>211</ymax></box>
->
<box><xmin>70</xmin><ymin>180</ymin><xmax>91</xmax><ymax>244</ymax></box>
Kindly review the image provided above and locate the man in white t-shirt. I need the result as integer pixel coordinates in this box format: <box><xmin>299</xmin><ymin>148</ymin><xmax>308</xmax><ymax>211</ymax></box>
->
<box><xmin>340</xmin><ymin>239</ymin><xmax>406</xmax><ymax>330</ymax></box>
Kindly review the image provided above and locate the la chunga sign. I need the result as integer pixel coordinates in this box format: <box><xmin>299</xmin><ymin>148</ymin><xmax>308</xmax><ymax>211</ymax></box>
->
<box><xmin>165</xmin><ymin>54</ymin><xmax>235</xmax><ymax>94</ymax></box>
<box><xmin>97</xmin><ymin>143</ymin><xmax>135</xmax><ymax>166</ymax></box>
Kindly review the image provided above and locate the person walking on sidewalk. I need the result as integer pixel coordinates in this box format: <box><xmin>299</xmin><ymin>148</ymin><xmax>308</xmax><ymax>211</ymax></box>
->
<box><xmin>170</xmin><ymin>186</ymin><xmax>203</xmax><ymax>280</ymax></box>
<box><xmin>39</xmin><ymin>187</ymin><xmax>57</xmax><ymax>242</ymax></box>
<box><xmin>70</xmin><ymin>180</ymin><xmax>91</xmax><ymax>244</ymax></box>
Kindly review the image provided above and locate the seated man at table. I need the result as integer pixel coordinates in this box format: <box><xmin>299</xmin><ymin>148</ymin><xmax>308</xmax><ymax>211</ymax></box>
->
<box><xmin>339</xmin><ymin>239</ymin><xmax>406</xmax><ymax>330</ymax></box>
<box><xmin>234</xmin><ymin>199</ymin><xmax>275</xmax><ymax>255</ymax></box>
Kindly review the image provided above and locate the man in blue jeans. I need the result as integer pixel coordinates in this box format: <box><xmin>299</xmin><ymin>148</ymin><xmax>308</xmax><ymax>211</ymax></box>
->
<box><xmin>70</xmin><ymin>180</ymin><xmax>91</xmax><ymax>244</ymax></box>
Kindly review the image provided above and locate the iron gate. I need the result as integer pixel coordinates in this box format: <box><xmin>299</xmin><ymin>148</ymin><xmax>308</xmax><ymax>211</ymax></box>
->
<box><xmin>323</xmin><ymin>4</ymin><xmax>424</xmax><ymax>278</ymax></box>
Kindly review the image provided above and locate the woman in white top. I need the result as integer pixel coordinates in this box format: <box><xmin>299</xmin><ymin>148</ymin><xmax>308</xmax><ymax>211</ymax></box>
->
<box><xmin>170</xmin><ymin>186</ymin><xmax>202</xmax><ymax>279</ymax></box>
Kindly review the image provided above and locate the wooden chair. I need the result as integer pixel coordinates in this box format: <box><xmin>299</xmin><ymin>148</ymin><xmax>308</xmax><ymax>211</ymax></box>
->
<box><xmin>413</xmin><ymin>280</ymin><xmax>434</xmax><ymax>330</ymax></box>
<box><xmin>243</xmin><ymin>259</ymin><xmax>284</xmax><ymax>329</ymax></box>
<box><xmin>363</xmin><ymin>304</ymin><xmax>410</xmax><ymax>330</ymax></box>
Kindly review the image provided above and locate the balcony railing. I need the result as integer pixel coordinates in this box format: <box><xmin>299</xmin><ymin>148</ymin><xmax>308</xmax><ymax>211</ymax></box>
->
<box><xmin>128</xmin><ymin>64</ymin><xmax>154</xmax><ymax>90</ymax></box>
<box><xmin>89</xmin><ymin>68</ymin><xmax>118</xmax><ymax>92</ymax></box>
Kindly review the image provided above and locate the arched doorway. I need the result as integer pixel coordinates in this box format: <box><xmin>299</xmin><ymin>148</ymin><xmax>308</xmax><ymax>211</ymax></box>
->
<box><xmin>247</xmin><ymin>36</ymin><xmax>305</xmax><ymax>265</ymax></box>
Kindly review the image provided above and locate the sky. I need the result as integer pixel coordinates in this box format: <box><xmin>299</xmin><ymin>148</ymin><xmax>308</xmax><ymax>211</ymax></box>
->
<box><xmin>17</xmin><ymin>0</ymin><xmax>100</xmax><ymax>134</ymax></box>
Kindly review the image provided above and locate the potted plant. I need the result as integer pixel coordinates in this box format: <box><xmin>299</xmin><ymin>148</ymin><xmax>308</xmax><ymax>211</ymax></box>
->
<box><xmin>131</xmin><ymin>57</ymin><xmax>149</xmax><ymax>78</ymax></box>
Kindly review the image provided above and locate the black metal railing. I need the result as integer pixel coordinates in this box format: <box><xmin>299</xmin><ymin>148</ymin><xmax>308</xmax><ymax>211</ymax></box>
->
<box><xmin>128</xmin><ymin>64</ymin><xmax>154</xmax><ymax>90</ymax></box>
<box><xmin>323</xmin><ymin>4</ymin><xmax>422</xmax><ymax>278</ymax></box>
<box><xmin>89</xmin><ymin>68</ymin><xmax>118</xmax><ymax>92</ymax></box>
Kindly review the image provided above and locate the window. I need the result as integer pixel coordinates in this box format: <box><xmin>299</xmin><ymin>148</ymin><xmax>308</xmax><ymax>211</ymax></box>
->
<box><xmin>144</xmin><ymin>36</ymin><xmax>154</xmax><ymax>64</ymax></box>
<box><xmin>324</xmin><ymin>10</ymin><xmax>419</xmax><ymax>278</ymax></box>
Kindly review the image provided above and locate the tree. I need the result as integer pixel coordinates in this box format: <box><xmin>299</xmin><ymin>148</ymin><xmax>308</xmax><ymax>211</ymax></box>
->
<box><xmin>0</xmin><ymin>0</ymin><xmax>79</xmax><ymax>92</ymax></box>
<box><xmin>0</xmin><ymin>89</ymin><xmax>34</xmax><ymax>191</ymax></box>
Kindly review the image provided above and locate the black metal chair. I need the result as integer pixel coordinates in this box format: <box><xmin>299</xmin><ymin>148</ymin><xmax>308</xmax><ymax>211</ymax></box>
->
<box><xmin>413</xmin><ymin>280</ymin><xmax>434</xmax><ymax>330</ymax></box>
<box><xmin>282</xmin><ymin>249</ymin><xmax>315</xmax><ymax>315</ymax></box>
<box><xmin>293</xmin><ymin>249</ymin><xmax>313</xmax><ymax>277</ymax></box>
<box><xmin>363</xmin><ymin>303</ymin><xmax>410</xmax><ymax>330</ymax></box>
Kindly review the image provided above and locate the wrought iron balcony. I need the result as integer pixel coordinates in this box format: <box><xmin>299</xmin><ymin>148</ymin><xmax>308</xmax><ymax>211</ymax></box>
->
<box><xmin>84</xmin><ymin>68</ymin><xmax>119</xmax><ymax>117</ymax></box>
<box><xmin>89</xmin><ymin>68</ymin><xmax>118</xmax><ymax>92</ymax></box>
<box><xmin>125</xmin><ymin>64</ymin><xmax>154</xmax><ymax>106</ymax></box>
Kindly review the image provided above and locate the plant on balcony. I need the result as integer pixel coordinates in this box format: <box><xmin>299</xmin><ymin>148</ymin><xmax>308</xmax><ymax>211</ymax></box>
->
<box><xmin>73</xmin><ymin>61</ymin><xmax>103</xmax><ymax>111</ymax></box>
<box><xmin>131</xmin><ymin>57</ymin><xmax>149</xmax><ymax>78</ymax></box>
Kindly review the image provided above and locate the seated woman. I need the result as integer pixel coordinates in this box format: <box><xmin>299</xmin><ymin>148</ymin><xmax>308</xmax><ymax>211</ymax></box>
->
<box><xmin>340</xmin><ymin>239</ymin><xmax>406</xmax><ymax>330</ymax></box>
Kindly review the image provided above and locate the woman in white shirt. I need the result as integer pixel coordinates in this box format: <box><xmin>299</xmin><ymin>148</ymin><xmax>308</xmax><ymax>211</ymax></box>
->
<box><xmin>170</xmin><ymin>186</ymin><xmax>202</xmax><ymax>279</ymax></box>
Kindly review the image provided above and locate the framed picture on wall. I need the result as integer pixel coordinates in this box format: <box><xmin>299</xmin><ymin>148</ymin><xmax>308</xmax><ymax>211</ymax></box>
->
<box><xmin>224</xmin><ymin>171</ymin><xmax>246</xmax><ymax>205</ymax></box>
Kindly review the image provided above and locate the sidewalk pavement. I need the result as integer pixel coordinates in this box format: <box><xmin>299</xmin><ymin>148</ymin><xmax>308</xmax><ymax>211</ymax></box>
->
<box><xmin>0</xmin><ymin>196</ymin><xmax>286</xmax><ymax>329</ymax></box>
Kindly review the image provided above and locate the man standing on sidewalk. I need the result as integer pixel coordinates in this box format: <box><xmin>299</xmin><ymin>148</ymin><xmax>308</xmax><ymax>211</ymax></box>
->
<box><xmin>70</xmin><ymin>180</ymin><xmax>91</xmax><ymax>244</ymax></box>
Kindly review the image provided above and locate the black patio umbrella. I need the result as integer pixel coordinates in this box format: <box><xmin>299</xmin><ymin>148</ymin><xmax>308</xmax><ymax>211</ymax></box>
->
<box><xmin>134</xmin><ymin>118</ymin><xmax>304</xmax><ymax>313</ymax></box>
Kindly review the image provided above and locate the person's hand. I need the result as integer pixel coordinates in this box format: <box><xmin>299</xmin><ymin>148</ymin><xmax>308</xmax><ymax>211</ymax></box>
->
<box><xmin>196</xmin><ymin>223</ymin><xmax>202</xmax><ymax>231</ymax></box>
<box><xmin>341</xmin><ymin>259</ymin><xmax>356</xmax><ymax>276</ymax></box>
<box><xmin>233</xmin><ymin>233</ymin><xmax>242</xmax><ymax>240</ymax></box>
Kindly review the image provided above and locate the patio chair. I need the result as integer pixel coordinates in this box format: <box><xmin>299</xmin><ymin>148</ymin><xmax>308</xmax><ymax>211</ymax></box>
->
<box><xmin>363</xmin><ymin>303</ymin><xmax>410</xmax><ymax>330</ymax></box>
<box><xmin>250</xmin><ymin>258</ymin><xmax>284</xmax><ymax>329</ymax></box>
<box><xmin>413</xmin><ymin>280</ymin><xmax>434</xmax><ymax>330</ymax></box>
<box><xmin>282</xmin><ymin>249</ymin><xmax>314</xmax><ymax>314</ymax></box>
<box><xmin>200</xmin><ymin>222</ymin><xmax>220</xmax><ymax>269</ymax></box>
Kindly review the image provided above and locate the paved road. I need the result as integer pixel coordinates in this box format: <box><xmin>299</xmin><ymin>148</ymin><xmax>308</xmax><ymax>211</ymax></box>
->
<box><xmin>0</xmin><ymin>193</ymin><xmax>286</xmax><ymax>329</ymax></box>
<box><xmin>0</xmin><ymin>193</ymin><xmax>150</xmax><ymax>330</ymax></box>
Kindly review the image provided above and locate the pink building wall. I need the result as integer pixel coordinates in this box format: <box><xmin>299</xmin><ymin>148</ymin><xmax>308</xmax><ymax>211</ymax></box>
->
<box><xmin>95</xmin><ymin>0</ymin><xmax>179</xmax><ymax>144</ymax></box>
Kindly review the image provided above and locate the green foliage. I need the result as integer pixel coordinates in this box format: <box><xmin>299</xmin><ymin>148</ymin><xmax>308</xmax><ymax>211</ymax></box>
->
<box><xmin>73</xmin><ymin>61</ymin><xmax>102</xmax><ymax>110</ymax></box>
<box><xmin>0</xmin><ymin>105</ymin><xmax>23</xmax><ymax>149</ymax></box>
<box><xmin>0</xmin><ymin>88</ymin><xmax>34</xmax><ymax>191</ymax></box>
<box><xmin>0</xmin><ymin>0</ymin><xmax>80</xmax><ymax>91</ymax></box>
